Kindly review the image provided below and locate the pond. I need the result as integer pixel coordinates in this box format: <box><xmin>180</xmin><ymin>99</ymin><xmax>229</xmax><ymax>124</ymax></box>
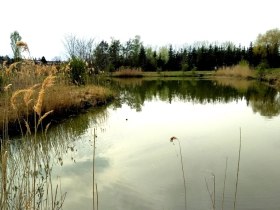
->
<box><xmin>10</xmin><ymin>78</ymin><xmax>280</xmax><ymax>210</ymax></box>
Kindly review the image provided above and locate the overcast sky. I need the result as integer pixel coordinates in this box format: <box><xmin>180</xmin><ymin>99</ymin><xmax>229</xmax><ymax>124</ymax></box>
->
<box><xmin>1</xmin><ymin>0</ymin><xmax>279</xmax><ymax>60</ymax></box>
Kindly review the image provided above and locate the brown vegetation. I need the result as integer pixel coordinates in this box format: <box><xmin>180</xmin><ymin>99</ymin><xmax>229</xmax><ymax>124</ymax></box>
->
<box><xmin>113</xmin><ymin>68</ymin><xmax>143</xmax><ymax>78</ymax></box>
<box><xmin>0</xmin><ymin>60</ymin><xmax>114</xmax><ymax>135</ymax></box>
<box><xmin>215</xmin><ymin>64</ymin><xmax>255</xmax><ymax>79</ymax></box>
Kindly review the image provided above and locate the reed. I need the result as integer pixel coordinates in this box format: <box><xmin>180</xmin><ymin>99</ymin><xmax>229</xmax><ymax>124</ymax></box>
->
<box><xmin>0</xmin><ymin>43</ymin><xmax>113</xmax><ymax>209</ymax></box>
<box><xmin>233</xmin><ymin>128</ymin><xmax>242</xmax><ymax>210</ymax></box>
<box><xmin>204</xmin><ymin>129</ymin><xmax>242</xmax><ymax>210</ymax></box>
<box><xmin>221</xmin><ymin>157</ymin><xmax>228</xmax><ymax>210</ymax></box>
<box><xmin>215</xmin><ymin>64</ymin><xmax>254</xmax><ymax>79</ymax></box>
<box><xmin>113</xmin><ymin>68</ymin><xmax>143</xmax><ymax>78</ymax></box>
<box><xmin>0</xmin><ymin>71</ymin><xmax>67</xmax><ymax>209</ymax></box>
<box><xmin>204</xmin><ymin>174</ymin><xmax>216</xmax><ymax>210</ymax></box>
<box><xmin>93</xmin><ymin>128</ymin><xmax>99</xmax><ymax>210</ymax></box>
<box><xmin>170</xmin><ymin>136</ymin><xmax>187</xmax><ymax>210</ymax></box>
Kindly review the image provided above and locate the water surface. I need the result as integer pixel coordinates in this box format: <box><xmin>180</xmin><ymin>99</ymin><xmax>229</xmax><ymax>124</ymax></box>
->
<box><xmin>40</xmin><ymin>79</ymin><xmax>280</xmax><ymax>209</ymax></box>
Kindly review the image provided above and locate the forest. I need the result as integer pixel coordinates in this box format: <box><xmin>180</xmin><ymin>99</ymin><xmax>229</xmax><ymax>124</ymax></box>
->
<box><xmin>1</xmin><ymin>28</ymin><xmax>280</xmax><ymax>72</ymax></box>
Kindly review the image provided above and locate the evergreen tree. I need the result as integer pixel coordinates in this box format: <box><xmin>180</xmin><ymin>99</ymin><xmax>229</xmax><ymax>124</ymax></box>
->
<box><xmin>94</xmin><ymin>41</ymin><xmax>109</xmax><ymax>72</ymax></box>
<box><xmin>138</xmin><ymin>45</ymin><xmax>147</xmax><ymax>70</ymax></box>
<box><xmin>109</xmin><ymin>39</ymin><xmax>122</xmax><ymax>71</ymax></box>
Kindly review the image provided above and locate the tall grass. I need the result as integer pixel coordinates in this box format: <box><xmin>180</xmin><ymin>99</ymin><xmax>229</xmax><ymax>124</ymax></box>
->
<box><xmin>204</xmin><ymin>129</ymin><xmax>242</xmax><ymax>210</ymax></box>
<box><xmin>93</xmin><ymin>128</ymin><xmax>99</xmax><ymax>210</ymax></box>
<box><xmin>233</xmin><ymin>128</ymin><xmax>242</xmax><ymax>210</ymax></box>
<box><xmin>0</xmin><ymin>43</ymin><xmax>113</xmax><ymax>209</ymax></box>
<box><xmin>215</xmin><ymin>62</ymin><xmax>254</xmax><ymax>79</ymax></box>
<box><xmin>0</xmin><ymin>61</ymin><xmax>114</xmax><ymax>135</ymax></box>
<box><xmin>0</xmin><ymin>75</ymin><xmax>66</xmax><ymax>209</ymax></box>
<box><xmin>170</xmin><ymin>136</ymin><xmax>187</xmax><ymax>210</ymax></box>
<box><xmin>113</xmin><ymin>68</ymin><xmax>143</xmax><ymax>78</ymax></box>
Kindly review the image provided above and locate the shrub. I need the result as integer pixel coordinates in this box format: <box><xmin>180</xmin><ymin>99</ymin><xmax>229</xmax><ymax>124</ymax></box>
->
<box><xmin>256</xmin><ymin>60</ymin><xmax>269</xmax><ymax>80</ymax></box>
<box><xmin>69</xmin><ymin>57</ymin><xmax>87</xmax><ymax>85</ymax></box>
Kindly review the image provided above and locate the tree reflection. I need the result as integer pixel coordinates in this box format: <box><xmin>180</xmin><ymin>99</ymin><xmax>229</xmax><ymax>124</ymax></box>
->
<box><xmin>110</xmin><ymin>78</ymin><xmax>280</xmax><ymax>118</ymax></box>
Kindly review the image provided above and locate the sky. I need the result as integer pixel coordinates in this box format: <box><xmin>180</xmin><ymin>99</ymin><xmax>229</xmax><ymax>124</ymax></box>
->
<box><xmin>1</xmin><ymin>0</ymin><xmax>280</xmax><ymax>60</ymax></box>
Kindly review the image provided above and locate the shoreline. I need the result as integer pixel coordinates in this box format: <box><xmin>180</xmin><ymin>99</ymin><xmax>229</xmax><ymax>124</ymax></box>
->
<box><xmin>0</xmin><ymin>84</ymin><xmax>115</xmax><ymax>137</ymax></box>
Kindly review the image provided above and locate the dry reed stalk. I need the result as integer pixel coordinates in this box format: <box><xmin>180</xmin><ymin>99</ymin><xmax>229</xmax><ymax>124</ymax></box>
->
<box><xmin>11</xmin><ymin>89</ymin><xmax>26</xmax><ymax>110</ymax></box>
<box><xmin>34</xmin><ymin>75</ymin><xmax>56</xmax><ymax>116</ymax></box>
<box><xmin>24</xmin><ymin>119</ymin><xmax>32</xmax><ymax>135</ymax></box>
<box><xmin>233</xmin><ymin>128</ymin><xmax>242</xmax><ymax>210</ymax></box>
<box><xmin>212</xmin><ymin>173</ymin><xmax>215</xmax><ymax>210</ymax></box>
<box><xmin>37</xmin><ymin>110</ymin><xmax>53</xmax><ymax>128</ymax></box>
<box><xmin>1</xmin><ymin>151</ymin><xmax>8</xmax><ymax>205</ymax></box>
<box><xmin>93</xmin><ymin>128</ymin><xmax>96</xmax><ymax>210</ymax></box>
<box><xmin>96</xmin><ymin>183</ymin><xmax>99</xmax><ymax>210</ymax></box>
<box><xmin>221</xmin><ymin>157</ymin><xmax>228</xmax><ymax>210</ymax></box>
<box><xmin>23</xmin><ymin>88</ymin><xmax>34</xmax><ymax>106</ymax></box>
<box><xmin>204</xmin><ymin>177</ymin><xmax>214</xmax><ymax>209</ymax></box>
<box><xmin>42</xmin><ymin>75</ymin><xmax>56</xmax><ymax>89</ymax></box>
<box><xmin>34</xmin><ymin>89</ymin><xmax>45</xmax><ymax>116</ymax></box>
<box><xmin>44</xmin><ymin>122</ymin><xmax>52</xmax><ymax>136</ymax></box>
<box><xmin>170</xmin><ymin>136</ymin><xmax>187</xmax><ymax>210</ymax></box>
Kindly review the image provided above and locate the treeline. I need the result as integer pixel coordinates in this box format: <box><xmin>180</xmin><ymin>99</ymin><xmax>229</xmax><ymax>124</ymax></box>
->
<box><xmin>64</xmin><ymin>30</ymin><xmax>280</xmax><ymax>72</ymax></box>
<box><xmin>2</xmin><ymin>28</ymin><xmax>280</xmax><ymax>72</ymax></box>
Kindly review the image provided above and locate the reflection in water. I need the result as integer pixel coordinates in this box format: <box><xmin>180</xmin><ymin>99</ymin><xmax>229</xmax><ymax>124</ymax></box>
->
<box><xmin>0</xmin><ymin>136</ymin><xmax>68</xmax><ymax>209</ymax></box>
<box><xmin>6</xmin><ymin>78</ymin><xmax>280</xmax><ymax>210</ymax></box>
<box><xmin>1</xmin><ymin>105</ymin><xmax>109</xmax><ymax>209</ymax></box>
<box><xmin>110</xmin><ymin>78</ymin><xmax>280</xmax><ymax>118</ymax></box>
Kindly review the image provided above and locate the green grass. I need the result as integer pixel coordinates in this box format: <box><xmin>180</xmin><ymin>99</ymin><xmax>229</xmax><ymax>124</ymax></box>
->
<box><xmin>135</xmin><ymin>71</ymin><xmax>213</xmax><ymax>77</ymax></box>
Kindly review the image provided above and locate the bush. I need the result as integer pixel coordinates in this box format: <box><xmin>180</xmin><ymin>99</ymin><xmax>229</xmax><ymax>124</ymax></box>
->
<box><xmin>256</xmin><ymin>60</ymin><xmax>269</xmax><ymax>80</ymax></box>
<box><xmin>69</xmin><ymin>57</ymin><xmax>87</xmax><ymax>85</ymax></box>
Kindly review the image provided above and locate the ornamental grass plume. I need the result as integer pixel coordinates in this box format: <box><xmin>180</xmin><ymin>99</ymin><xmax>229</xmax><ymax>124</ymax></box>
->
<box><xmin>34</xmin><ymin>75</ymin><xmax>56</xmax><ymax>116</ymax></box>
<box><xmin>11</xmin><ymin>89</ymin><xmax>26</xmax><ymax>110</ymax></box>
<box><xmin>42</xmin><ymin>75</ymin><xmax>56</xmax><ymax>89</ymax></box>
<box><xmin>34</xmin><ymin>89</ymin><xmax>45</xmax><ymax>116</ymax></box>
<box><xmin>23</xmin><ymin>88</ymin><xmax>34</xmax><ymax>106</ymax></box>
<box><xmin>16</xmin><ymin>41</ymin><xmax>29</xmax><ymax>53</ymax></box>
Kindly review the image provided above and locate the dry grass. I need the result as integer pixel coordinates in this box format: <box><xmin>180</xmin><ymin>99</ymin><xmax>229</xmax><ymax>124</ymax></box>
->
<box><xmin>113</xmin><ymin>68</ymin><xmax>143</xmax><ymax>78</ymax></box>
<box><xmin>43</xmin><ymin>85</ymin><xmax>114</xmax><ymax>115</ymax></box>
<box><xmin>1</xmin><ymin>60</ymin><xmax>61</xmax><ymax>90</ymax></box>
<box><xmin>0</xmin><ymin>61</ymin><xmax>114</xmax><ymax>135</ymax></box>
<box><xmin>0</xmin><ymin>84</ymin><xmax>114</xmax><ymax>135</ymax></box>
<box><xmin>0</xmin><ymin>59</ymin><xmax>114</xmax><ymax>209</ymax></box>
<box><xmin>215</xmin><ymin>64</ymin><xmax>255</xmax><ymax>79</ymax></box>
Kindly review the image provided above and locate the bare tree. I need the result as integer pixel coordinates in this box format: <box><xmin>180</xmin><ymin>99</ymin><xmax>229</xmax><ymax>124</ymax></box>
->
<box><xmin>63</xmin><ymin>34</ymin><xmax>95</xmax><ymax>66</ymax></box>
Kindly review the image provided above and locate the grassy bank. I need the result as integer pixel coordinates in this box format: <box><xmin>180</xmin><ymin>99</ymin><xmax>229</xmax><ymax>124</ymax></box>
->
<box><xmin>109</xmin><ymin>65</ymin><xmax>280</xmax><ymax>90</ymax></box>
<box><xmin>111</xmin><ymin>69</ymin><xmax>214</xmax><ymax>78</ymax></box>
<box><xmin>0</xmin><ymin>61</ymin><xmax>115</xmax><ymax>136</ymax></box>
<box><xmin>0</xmin><ymin>57</ymin><xmax>115</xmax><ymax>209</ymax></box>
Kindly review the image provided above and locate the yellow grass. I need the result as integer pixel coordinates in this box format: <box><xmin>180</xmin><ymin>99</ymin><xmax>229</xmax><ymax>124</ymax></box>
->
<box><xmin>0</xmin><ymin>84</ymin><xmax>114</xmax><ymax>131</ymax></box>
<box><xmin>44</xmin><ymin>84</ymin><xmax>114</xmax><ymax>113</ymax></box>
<box><xmin>215</xmin><ymin>65</ymin><xmax>255</xmax><ymax>79</ymax></box>
<box><xmin>0</xmin><ymin>61</ymin><xmax>115</xmax><ymax>134</ymax></box>
<box><xmin>113</xmin><ymin>68</ymin><xmax>143</xmax><ymax>77</ymax></box>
